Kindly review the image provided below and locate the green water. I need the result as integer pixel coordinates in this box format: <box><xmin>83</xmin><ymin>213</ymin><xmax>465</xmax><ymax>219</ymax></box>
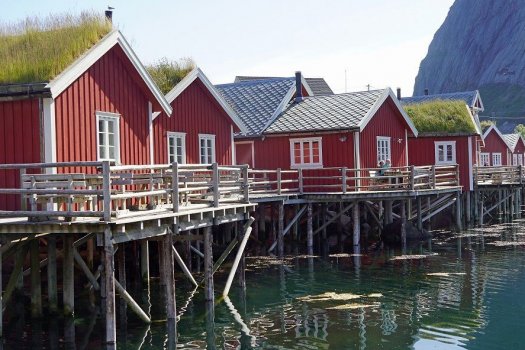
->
<box><xmin>5</xmin><ymin>221</ymin><xmax>525</xmax><ymax>349</ymax></box>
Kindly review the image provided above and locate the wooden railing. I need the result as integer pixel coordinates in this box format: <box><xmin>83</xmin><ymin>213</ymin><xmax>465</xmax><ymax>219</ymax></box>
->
<box><xmin>474</xmin><ymin>165</ymin><xmax>523</xmax><ymax>186</ymax></box>
<box><xmin>0</xmin><ymin>162</ymin><xmax>249</xmax><ymax>221</ymax></box>
<box><xmin>249</xmin><ymin>165</ymin><xmax>460</xmax><ymax>194</ymax></box>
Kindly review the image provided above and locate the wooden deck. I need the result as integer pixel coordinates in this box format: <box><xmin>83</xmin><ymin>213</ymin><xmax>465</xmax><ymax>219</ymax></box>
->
<box><xmin>474</xmin><ymin>165</ymin><xmax>524</xmax><ymax>187</ymax></box>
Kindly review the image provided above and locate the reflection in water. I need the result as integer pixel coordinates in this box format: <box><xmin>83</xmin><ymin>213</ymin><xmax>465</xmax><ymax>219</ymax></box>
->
<box><xmin>5</xmin><ymin>223</ymin><xmax>525</xmax><ymax>349</ymax></box>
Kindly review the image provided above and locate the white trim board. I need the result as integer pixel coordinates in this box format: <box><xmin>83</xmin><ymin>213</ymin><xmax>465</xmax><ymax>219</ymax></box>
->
<box><xmin>47</xmin><ymin>30</ymin><xmax>172</xmax><ymax>116</ymax></box>
<box><xmin>163</xmin><ymin>67</ymin><xmax>247</xmax><ymax>133</ymax></box>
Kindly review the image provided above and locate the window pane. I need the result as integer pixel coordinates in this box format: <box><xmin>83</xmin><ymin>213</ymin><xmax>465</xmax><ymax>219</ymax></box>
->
<box><xmin>99</xmin><ymin>133</ymin><xmax>105</xmax><ymax>147</ymax></box>
<box><xmin>303</xmin><ymin>142</ymin><xmax>311</xmax><ymax>163</ymax></box>
<box><xmin>108</xmin><ymin>146</ymin><xmax>115</xmax><ymax>160</ymax></box>
<box><xmin>446</xmin><ymin>145</ymin><xmax>452</xmax><ymax>161</ymax></box>
<box><xmin>108</xmin><ymin>134</ymin><xmax>114</xmax><ymax>147</ymax></box>
<box><xmin>107</xmin><ymin>120</ymin><xmax>114</xmax><ymax>133</ymax></box>
<box><xmin>99</xmin><ymin>120</ymin><xmax>106</xmax><ymax>133</ymax></box>
<box><xmin>176</xmin><ymin>138</ymin><xmax>181</xmax><ymax>148</ymax></box>
<box><xmin>99</xmin><ymin>146</ymin><xmax>105</xmax><ymax>159</ymax></box>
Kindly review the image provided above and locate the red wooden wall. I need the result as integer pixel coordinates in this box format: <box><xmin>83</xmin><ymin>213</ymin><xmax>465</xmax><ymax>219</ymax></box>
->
<box><xmin>0</xmin><ymin>99</ymin><xmax>42</xmax><ymax>210</ymax></box>
<box><xmin>235</xmin><ymin>142</ymin><xmax>254</xmax><ymax>167</ymax></box>
<box><xmin>360</xmin><ymin>98</ymin><xmax>409</xmax><ymax>169</ymax></box>
<box><xmin>512</xmin><ymin>138</ymin><xmax>525</xmax><ymax>159</ymax></box>
<box><xmin>408</xmin><ymin>135</ymin><xmax>472</xmax><ymax>191</ymax></box>
<box><xmin>481</xmin><ymin>129</ymin><xmax>510</xmax><ymax>165</ymax></box>
<box><xmin>54</xmin><ymin>45</ymin><xmax>153</xmax><ymax>172</ymax></box>
<box><xmin>153</xmin><ymin>78</ymin><xmax>235</xmax><ymax>165</ymax></box>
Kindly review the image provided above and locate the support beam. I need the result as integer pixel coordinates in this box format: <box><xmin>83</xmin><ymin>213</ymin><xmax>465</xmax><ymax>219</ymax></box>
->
<box><xmin>173</xmin><ymin>245</ymin><xmax>198</xmax><ymax>287</ymax></box>
<box><xmin>307</xmin><ymin>203</ymin><xmax>313</xmax><ymax>255</ymax></box>
<box><xmin>268</xmin><ymin>206</ymin><xmax>306</xmax><ymax>253</ymax></box>
<box><xmin>465</xmin><ymin>191</ymin><xmax>471</xmax><ymax>224</ymax></box>
<box><xmin>203</xmin><ymin>227</ymin><xmax>214</xmax><ymax>301</ymax></box>
<box><xmin>417</xmin><ymin>197</ymin><xmax>423</xmax><ymax>230</ymax></box>
<box><xmin>455</xmin><ymin>191</ymin><xmax>463</xmax><ymax>231</ymax></box>
<box><xmin>353</xmin><ymin>202</ymin><xmax>360</xmax><ymax>246</ymax></box>
<box><xmin>400</xmin><ymin>200</ymin><xmax>407</xmax><ymax>252</ymax></box>
<box><xmin>277</xmin><ymin>202</ymin><xmax>284</xmax><ymax>258</ymax></box>
<box><xmin>164</xmin><ymin>226</ymin><xmax>176</xmax><ymax>321</ymax></box>
<box><xmin>47</xmin><ymin>235</ymin><xmax>57</xmax><ymax>313</ymax></box>
<box><xmin>30</xmin><ymin>239</ymin><xmax>42</xmax><ymax>318</ymax></box>
<box><xmin>73</xmin><ymin>248</ymin><xmax>100</xmax><ymax>290</ymax></box>
<box><xmin>103</xmin><ymin>227</ymin><xmax>116</xmax><ymax>345</ymax></box>
<box><xmin>313</xmin><ymin>203</ymin><xmax>354</xmax><ymax>236</ymax></box>
<box><xmin>223</xmin><ymin>217</ymin><xmax>255</xmax><ymax>297</ymax></box>
<box><xmin>140</xmin><ymin>240</ymin><xmax>149</xmax><ymax>283</ymax></box>
<box><xmin>4</xmin><ymin>243</ymin><xmax>28</xmax><ymax>306</ymax></box>
<box><xmin>422</xmin><ymin>198</ymin><xmax>457</xmax><ymax>222</ymax></box>
<box><xmin>114</xmin><ymin>278</ymin><xmax>150</xmax><ymax>323</ymax></box>
<box><xmin>63</xmin><ymin>235</ymin><xmax>74</xmax><ymax>316</ymax></box>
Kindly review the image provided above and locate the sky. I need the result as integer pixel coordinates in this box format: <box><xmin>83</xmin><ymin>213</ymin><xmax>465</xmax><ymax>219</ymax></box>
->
<box><xmin>4</xmin><ymin>0</ymin><xmax>455</xmax><ymax>96</ymax></box>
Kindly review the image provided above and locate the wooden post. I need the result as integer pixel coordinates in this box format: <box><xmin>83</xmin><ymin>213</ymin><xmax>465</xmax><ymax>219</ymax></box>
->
<box><xmin>400</xmin><ymin>200</ymin><xmax>407</xmax><ymax>253</ymax></box>
<box><xmin>30</xmin><ymin>239</ymin><xmax>42</xmax><ymax>318</ymax></box>
<box><xmin>384</xmin><ymin>200</ymin><xmax>393</xmax><ymax>225</ymax></box>
<box><xmin>158</xmin><ymin>240</ymin><xmax>166</xmax><ymax>286</ymax></box>
<box><xmin>258</xmin><ymin>205</ymin><xmax>266</xmax><ymax>241</ymax></box>
<box><xmin>293</xmin><ymin>204</ymin><xmax>299</xmax><ymax>240</ymax></box>
<box><xmin>307</xmin><ymin>203</ymin><xmax>313</xmax><ymax>255</ymax></box>
<box><xmin>103</xmin><ymin>227</ymin><xmax>116</xmax><ymax>345</ymax></box>
<box><xmin>164</xmin><ymin>226</ymin><xmax>177</xmax><ymax>321</ymax></box>
<box><xmin>299</xmin><ymin>168</ymin><xmax>304</xmax><ymax>194</ymax></box>
<box><xmin>237</xmin><ymin>223</ymin><xmax>246</xmax><ymax>290</ymax></box>
<box><xmin>456</xmin><ymin>191</ymin><xmax>462</xmax><ymax>231</ymax></box>
<box><xmin>140</xmin><ymin>240</ymin><xmax>149</xmax><ymax>283</ymax></box>
<box><xmin>102</xmin><ymin>161</ymin><xmax>112</xmax><ymax>222</ymax></box>
<box><xmin>479</xmin><ymin>191</ymin><xmax>484</xmax><ymax>226</ymax></box>
<box><xmin>242</xmin><ymin>165</ymin><xmax>249</xmax><ymax>203</ymax></box>
<box><xmin>417</xmin><ymin>196</ymin><xmax>422</xmax><ymax>230</ymax></box>
<box><xmin>47</xmin><ymin>235</ymin><xmax>58</xmax><ymax>313</ymax></box>
<box><xmin>353</xmin><ymin>202</ymin><xmax>360</xmax><ymax>246</ymax></box>
<box><xmin>465</xmin><ymin>191</ymin><xmax>471</xmax><ymax>224</ymax></box>
<box><xmin>276</xmin><ymin>168</ymin><xmax>282</xmax><ymax>195</ymax></box>
<box><xmin>277</xmin><ymin>202</ymin><xmax>284</xmax><ymax>258</ymax></box>
<box><xmin>172</xmin><ymin>162</ymin><xmax>180</xmax><ymax>212</ymax></box>
<box><xmin>203</xmin><ymin>227</ymin><xmax>214</xmax><ymax>301</ymax></box>
<box><xmin>63</xmin><ymin>235</ymin><xmax>74</xmax><ymax>316</ymax></box>
<box><xmin>342</xmin><ymin>167</ymin><xmax>347</xmax><ymax>193</ymax></box>
<box><xmin>117</xmin><ymin>244</ymin><xmax>127</xmax><ymax>319</ymax></box>
<box><xmin>212</xmin><ymin>163</ymin><xmax>220</xmax><ymax>207</ymax></box>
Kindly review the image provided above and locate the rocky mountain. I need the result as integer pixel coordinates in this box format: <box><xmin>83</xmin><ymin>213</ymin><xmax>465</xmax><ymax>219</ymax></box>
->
<box><xmin>414</xmin><ymin>0</ymin><xmax>525</xmax><ymax>130</ymax></box>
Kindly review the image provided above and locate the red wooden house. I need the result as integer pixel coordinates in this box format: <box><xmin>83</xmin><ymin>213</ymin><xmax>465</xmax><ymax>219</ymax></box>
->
<box><xmin>502</xmin><ymin>133</ymin><xmax>525</xmax><ymax>166</ymax></box>
<box><xmin>0</xmin><ymin>29</ymin><xmax>171</xmax><ymax>209</ymax></box>
<box><xmin>481</xmin><ymin>125</ymin><xmax>512</xmax><ymax>166</ymax></box>
<box><xmin>402</xmin><ymin>100</ymin><xmax>482</xmax><ymax>192</ymax></box>
<box><xmin>218</xmin><ymin>73</ymin><xmax>418</xmax><ymax>190</ymax></box>
<box><xmin>152</xmin><ymin>68</ymin><xmax>247</xmax><ymax>165</ymax></box>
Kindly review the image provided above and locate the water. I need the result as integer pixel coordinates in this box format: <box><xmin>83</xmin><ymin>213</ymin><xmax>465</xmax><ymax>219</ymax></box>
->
<box><xmin>5</xmin><ymin>221</ymin><xmax>525</xmax><ymax>349</ymax></box>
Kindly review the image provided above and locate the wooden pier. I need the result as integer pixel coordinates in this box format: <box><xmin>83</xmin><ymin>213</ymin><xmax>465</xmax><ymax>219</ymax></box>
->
<box><xmin>0</xmin><ymin>160</ymin><xmax>518</xmax><ymax>347</ymax></box>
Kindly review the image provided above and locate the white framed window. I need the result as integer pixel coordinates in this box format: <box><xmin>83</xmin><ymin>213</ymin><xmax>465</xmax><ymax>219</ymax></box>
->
<box><xmin>492</xmin><ymin>153</ymin><xmax>502</xmax><ymax>166</ymax></box>
<box><xmin>199</xmin><ymin>134</ymin><xmax>216</xmax><ymax>164</ymax></box>
<box><xmin>376</xmin><ymin>136</ymin><xmax>391</xmax><ymax>163</ymax></box>
<box><xmin>513</xmin><ymin>154</ymin><xmax>518</xmax><ymax>166</ymax></box>
<box><xmin>167</xmin><ymin>132</ymin><xmax>186</xmax><ymax>164</ymax></box>
<box><xmin>519</xmin><ymin>154</ymin><xmax>524</xmax><ymax>166</ymax></box>
<box><xmin>290</xmin><ymin>137</ymin><xmax>323</xmax><ymax>168</ymax></box>
<box><xmin>434</xmin><ymin>141</ymin><xmax>456</xmax><ymax>165</ymax></box>
<box><xmin>480</xmin><ymin>153</ymin><xmax>490</xmax><ymax>166</ymax></box>
<box><xmin>96</xmin><ymin>112</ymin><xmax>120</xmax><ymax>162</ymax></box>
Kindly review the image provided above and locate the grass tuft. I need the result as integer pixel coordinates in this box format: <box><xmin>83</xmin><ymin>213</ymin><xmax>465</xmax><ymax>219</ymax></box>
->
<box><xmin>403</xmin><ymin>100</ymin><xmax>476</xmax><ymax>133</ymax></box>
<box><xmin>0</xmin><ymin>12</ymin><xmax>112</xmax><ymax>84</ymax></box>
<box><xmin>146</xmin><ymin>57</ymin><xmax>195</xmax><ymax>95</ymax></box>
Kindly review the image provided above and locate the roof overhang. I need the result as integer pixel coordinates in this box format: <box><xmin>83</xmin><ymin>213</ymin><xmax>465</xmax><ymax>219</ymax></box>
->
<box><xmin>162</xmin><ymin>67</ymin><xmax>248</xmax><ymax>133</ymax></box>
<box><xmin>46</xmin><ymin>30</ymin><xmax>172</xmax><ymax>116</ymax></box>
<box><xmin>359</xmin><ymin>88</ymin><xmax>419</xmax><ymax>137</ymax></box>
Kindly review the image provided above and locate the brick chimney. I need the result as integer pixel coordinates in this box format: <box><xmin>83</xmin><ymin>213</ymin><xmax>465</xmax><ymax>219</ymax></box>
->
<box><xmin>396</xmin><ymin>88</ymin><xmax>401</xmax><ymax>100</ymax></box>
<box><xmin>105</xmin><ymin>7</ymin><xmax>113</xmax><ymax>23</ymax></box>
<box><xmin>295</xmin><ymin>71</ymin><xmax>303</xmax><ymax>103</ymax></box>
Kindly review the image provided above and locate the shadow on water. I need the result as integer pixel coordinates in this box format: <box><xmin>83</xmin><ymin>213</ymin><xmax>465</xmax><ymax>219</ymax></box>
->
<box><xmin>5</xmin><ymin>221</ymin><xmax>525</xmax><ymax>349</ymax></box>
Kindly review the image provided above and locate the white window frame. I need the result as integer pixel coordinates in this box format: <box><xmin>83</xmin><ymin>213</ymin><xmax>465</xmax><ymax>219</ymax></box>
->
<box><xmin>96</xmin><ymin>111</ymin><xmax>120</xmax><ymax>163</ymax></box>
<box><xmin>519</xmin><ymin>154</ymin><xmax>524</xmax><ymax>166</ymax></box>
<box><xmin>376</xmin><ymin>136</ymin><xmax>391</xmax><ymax>163</ymax></box>
<box><xmin>513</xmin><ymin>153</ymin><xmax>518</xmax><ymax>166</ymax></box>
<box><xmin>434</xmin><ymin>141</ymin><xmax>456</xmax><ymax>165</ymax></box>
<box><xmin>167</xmin><ymin>132</ymin><xmax>186</xmax><ymax>164</ymax></box>
<box><xmin>289</xmin><ymin>137</ymin><xmax>323</xmax><ymax>169</ymax></box>
<box><xmin>199</xmin><ymin>134</ymin><xmax>216</xmax><ymax>164</ymax></box>
<box><xmin>492</xmin><ymin>152</ymin><xmax>502</xmax><ymax>166</ymax></box>
<box><xmin>480</xmin><ymin>152</ymin><xmax>490</xmax><ymax>166</ymax></box>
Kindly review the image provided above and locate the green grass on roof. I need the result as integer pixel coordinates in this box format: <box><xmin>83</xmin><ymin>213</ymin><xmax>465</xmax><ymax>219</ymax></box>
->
<box><xmin>0</xmin><ymin>12</ymin><xmax>112</xmax><ymax>84</ymax></box>
<box><xmin>404</xmin><ymin>100</ymin><xmax>476</xmax><ymax>133</ymax></box>
<box><xmin>146</xmin><ymin>58</ymin><xmax>195</xmax><ymax>95</ymax></box>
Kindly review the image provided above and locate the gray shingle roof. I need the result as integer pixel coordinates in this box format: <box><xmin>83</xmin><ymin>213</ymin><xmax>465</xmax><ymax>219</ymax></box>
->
<box><xmin>235</xmin><ymin>76</ymin><xmax>334</xmax><ymax>96</ymax></box>
<box><xmin>502</xmin><ymin>133</ymin><xmax>520</xmax><ymax>150</ymax></box>
<box><xmin>265</xmin><ymin>89</ymin><xmax>385</xmax><ymax>134</ymax></box>
<box><xmin>215</xmin><ymin>78</ymin><xmax>295</xmax><ymax>136</ymax></box>
<box><xmin>401</xmin><ymin>91</ymin><xmax>478</xmax><ymax>108</ymax></box>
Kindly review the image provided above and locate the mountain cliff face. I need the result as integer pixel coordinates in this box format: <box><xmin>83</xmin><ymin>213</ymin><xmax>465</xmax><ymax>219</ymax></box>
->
<box><xmin>414</xmin><ymin>0</ymin><xmax>525</xmax><ymax>123</ymax></box>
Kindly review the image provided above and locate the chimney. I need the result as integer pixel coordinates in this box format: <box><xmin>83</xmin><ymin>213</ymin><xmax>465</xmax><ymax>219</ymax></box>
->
<box><xmin>424</xmin><ymin>88</ymin><xmax>429</xmax><ymax>96</ymax></box>
<box><xmin>105</xmin><ymin>7</ymin><xmax>113</xmax><ymax>23</ymax></box>
<box><xmin>396</xmin><ymin>87</ymin><xmax>401</xmax><ymax>100</ymax></box>
<box><xmin>295</xmin><ymin>71</ymin><xmax>303</xmax><ymax>102</ymax></box>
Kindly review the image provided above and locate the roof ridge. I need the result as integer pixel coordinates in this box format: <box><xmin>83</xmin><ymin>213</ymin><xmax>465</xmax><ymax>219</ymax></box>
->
<box><xmin>216</xmin><ymin>77</ymin><xmax>294</xmax><ymax>88</ymax></box>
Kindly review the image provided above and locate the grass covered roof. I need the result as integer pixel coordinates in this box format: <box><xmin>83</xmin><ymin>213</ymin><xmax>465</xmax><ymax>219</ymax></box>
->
<box><xmin>0</xmin><ymin>12</ymin><xmax>112</xmax><ymax>84</ymax></box>
<box><xmin>403</xmin><ymin>100</ymin><xmax>476</xmax><ymax>134</ymax></box>
<box><xmin>146</xmin><ymin>58</ymin><xmax>195</xmax><ymax>95</ymax></box>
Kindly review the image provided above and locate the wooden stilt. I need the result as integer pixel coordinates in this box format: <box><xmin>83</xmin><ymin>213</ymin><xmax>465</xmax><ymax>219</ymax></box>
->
<box><xmin>4</xmin><ymin>243</ymin><xmax>28</xmax><ymax>306</ymax></box>
<box><xmin>103</xmin><ymin>227</ymin><xmax>116</xmax><ymax>345</ymax></box>
<box><xmin>293</xmin><ymin>204</ymin><xmax>299</xmax><ymax>241</ymax></box>
<box><xmin>164</xmin><ymin>226</ymin><xmax>176</xmax><ymax>321</ymax></box>
<box><xmin>158</xmin><ymin>240</ymin><xmax>166</xmax><ymax>286</ymax></box>
<box><xmin>185</xmin><ymin>231</ymin><xmax>192</xmax><ymax>272</ymax></box>
<box><xmin>258</xmin><ymin>205</ymin><xmax>266</xmax><ymax>241</ymax></box>
<box><xmin>400</xmin><ymin>200</ymin><xmax>407</xmax><ymax>252</ymax></box>
<box><xmin>465</xmin><ymin>191</ymin><xmax>471</xmax><ymax>224</ymax></box>
<box><xmin>417</xmin><ymin>197</ymin><xmax>423</xmax><ymax>230</ymax></box>
<box><xmin>47</xmin><ymin>235</ymin><xmax>58</xmax><ymax>314</ymax></box>
<box><xmin>479</xmin><ymin>192</ymin><xmax>484</xmax><ymax>226</ymax></box>
<box><xmin>117</xmin><ymin>245</ymin><xmax>126</xmax><ymax>290</ymax></box>
<box><xmin>353</xmin><ymin>202</ymin><xmax>360</xmax><ymax>246</ymax></box>
<box><xmin>307</xmin><ymin>203</ymin><xmax>313</xmax><ymax>255</ymax></box>
<box><xmin>384</xmin><ymin>200</ymin><xmax>393</xmax><ymax>225</ymax></box>
<box><xmin>140</xmin><ymin>240</ymin><xmax>149</xmax><ymax>283</ymax></box>
<box><xmin>29</xmin><ymin>238</ymin><xmax>42</xmax><ymax>318</ymax></box>
<box><xmin>63</xmin><ymin>235</ymin><xmax>74</xmax><ymax>316</ymax></box>
<box><xmin>203</xmin><ymin>227</ymin><xmax>214</xmax><ymax>301</ymax></box>
<box><xmin>277</xmin><ymin>202</ymin><xmax>284</xmax><ymax>258</ymax></box>
<box><xmin>237</xmin><ymin>223</ymin><xmax>246</xmax><ymax>289</ymax></box>
<box><xmin>456</xmin><ymin>192</ymin><xmax>462</xmax><ymax>231</ymax></box>
<box><xmin>173</xmin><ymin>245</ymin><xmax>197</xmax><ymax>287</ymax></box>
